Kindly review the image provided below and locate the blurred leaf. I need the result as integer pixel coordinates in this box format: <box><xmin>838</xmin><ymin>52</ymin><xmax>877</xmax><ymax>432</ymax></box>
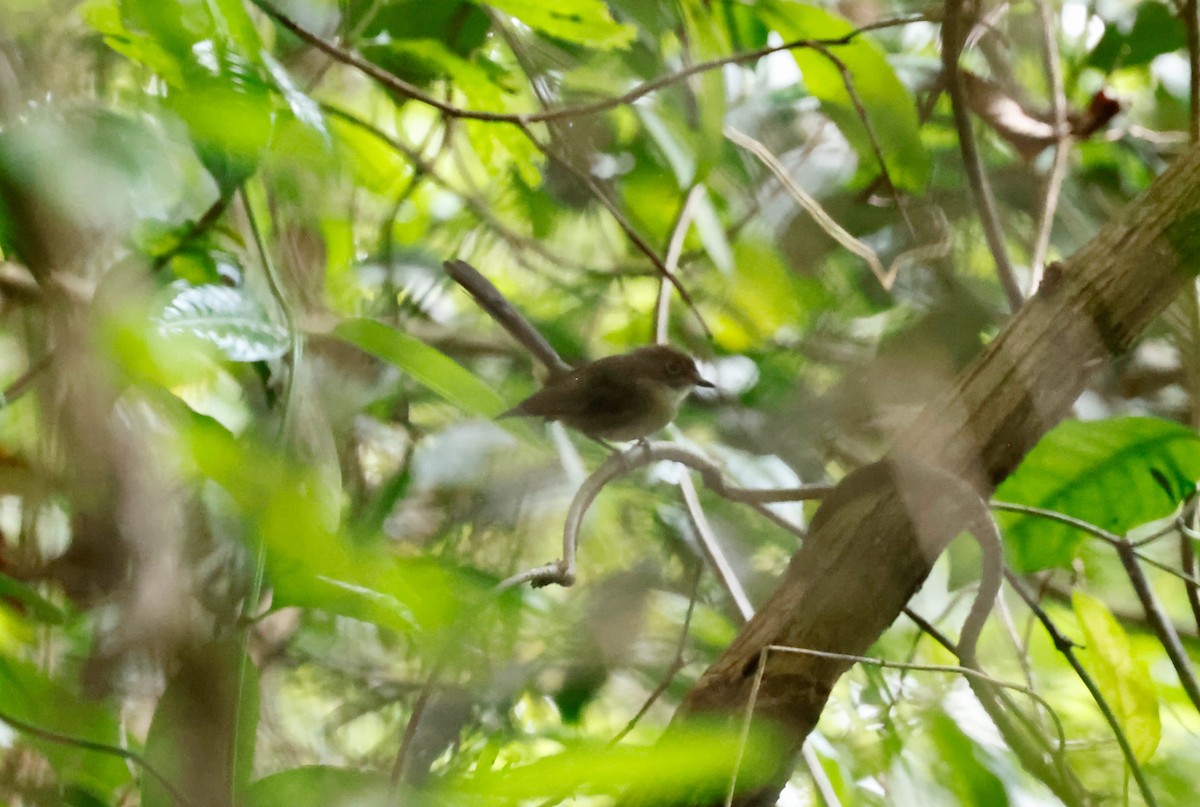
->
<box><xmin>142</xmin><ymin>642</ymin><xmax>259</xmax><ymax>807</ymax></box>
<box><xmin>712</xmin><ymin>239</ymin><xmax>828</xmax><ymax>351</ymax></box>
<box><xmin>1087</xmin><ymin>2</ymin><xmax>1186</xmax><ymax>72</ymax></box>
<box><xmin>167</xmin><ymin>53</ymin><xmax>275</xmax><ymax>192</ymax></box>
<box><xmin>693</xmin><ymin>185</ymin><xmax>733</xmax><ymax>274</ymax></box>
<box><xmin>263</xmin><ymin>53</ymin><xmax>328</xmax><ymax>140</ymax></box>
<box><xmin>929</xmin><ymin>710</ymin><xmax>1008</xmax><ymax>805</ymax></box>
<box><xmin>334</xmin><ymin>318</ymin><xmax>506</xmax><ymax>417</ymax></box>
<box><xmin>761</xmin><ymin>1</ymin><xmax>930</xmax><ymax>191</ymax></box>
<box><xmin>0</xmin><ymin>573</ymin><xmax>65</xmax><ymax>624</ymax></box>
<box><xmin>248</xmin><ymin>766</ymin><xmax>392</xmax><ymax>807</ymax></box>
<box><xmin>480</xmin><ymin>0</ymin><xmax>635</xmax><ymax>50</ymax></box>
<box><xmin>442</xmin><ymin>721</ymin><xmax>779</xmax><ymax>802</ymax></box>
<box><xmin>995</xmin><ymin>417</ymin><xmax>1200</xmax><ymax>571</ymax></box>
<box><xmin>1073</xmin><ymin>591</ymin><xmax>1161</xmax><ymax>762</ymax></box>
<box><xmin>182</xmin><ymin>415</ymin><xmax>494</xmax><ymax>637</ymax></box>
<box><xmin>353</xmin><ymin>0</ymin><xmax>490</xmax><ymax>59</ymax></box>
<box><xmin>0</xmin><ymin>657</ymin><xmax>130</xmax><ymax>797</ymax></box>
<box><xmin>156</xmin><ymin>282</ymin><xmax>290</xmax><ymax>362</ymax></box>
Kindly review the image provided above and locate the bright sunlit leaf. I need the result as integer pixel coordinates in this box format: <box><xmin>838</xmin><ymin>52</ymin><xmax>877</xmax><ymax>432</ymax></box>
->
<box><xmin>1073</xmin><ymin>591</ymin><xmax>1161</xmax><ymax>762</ymax></box>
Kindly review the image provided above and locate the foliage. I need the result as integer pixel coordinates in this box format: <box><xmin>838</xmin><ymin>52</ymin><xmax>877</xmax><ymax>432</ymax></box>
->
<box><xmin>0</xmin><ymin>0</ymin><xmax>1200</xmax><ymax>805</ymax></box>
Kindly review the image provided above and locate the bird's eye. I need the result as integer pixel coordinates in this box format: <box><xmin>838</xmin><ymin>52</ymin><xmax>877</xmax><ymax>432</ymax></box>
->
<box><xmin>667</xmin><ymin>360</ymin><xmax>688</xmax><ymax>377</ymax></box>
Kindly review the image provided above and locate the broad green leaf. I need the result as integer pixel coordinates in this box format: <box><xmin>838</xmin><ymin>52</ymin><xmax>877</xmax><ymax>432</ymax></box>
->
<box><xmin>0</xmin><ymin>657</ymin><xmax>130</xmax><ymax>798</ymax></box>
<box><xmin>248</xmin><ymin>766</ymin><xmax>392</xmax><ymax>807</ymax></box>
<box><xmin>156</xmin><ymin>282</ymin><xmax>290</xmax><ymax>362</ymax></box>
<box><xmin>1073</xmin><ymin>591</ymin><xmax>1161</xmax><ymax>762</ymax></box>
<box><xmin>335</xmin><ymin>318</ymin><xmax>506</xmax><ymax>417</ymax></box>
<box><xmin>479</xmin><ymin>0</ymin><xmax>635</xmax><ymax>50</ymax></box>
<box><xmin>142</xmin><ymin>642</ymin><xmax>259</xmax><ymax>807</ymax></box>
<box><xmin>760</xmin><ymin>1</ymin><xmax>929</xmax><ymax>192</ymax></box>
<box><xmin>995</xmin><ymin>417</ymin><xmax>1200</xmax><ymax>571</ymax></box>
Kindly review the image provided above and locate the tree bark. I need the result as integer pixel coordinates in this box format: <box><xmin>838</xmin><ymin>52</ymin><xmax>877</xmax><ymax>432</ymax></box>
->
<box><xmin>668</xmin><ymin>142</ymin><xmax>1200</xmax><ymax>805</ymax></box>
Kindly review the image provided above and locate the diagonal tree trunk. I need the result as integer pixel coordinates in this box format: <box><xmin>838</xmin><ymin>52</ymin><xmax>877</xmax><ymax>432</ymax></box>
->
<box><xmin>663</xmin><ymin>143</ymin><xmax>1200</xmax><ymax>806</ymax></box>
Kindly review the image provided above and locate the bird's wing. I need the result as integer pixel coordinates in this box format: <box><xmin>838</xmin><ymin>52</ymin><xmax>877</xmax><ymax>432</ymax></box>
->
<box><xmin>506</xmin><ymin>367</ymin><xmax>642</xmax><ymax>424</ymax></box>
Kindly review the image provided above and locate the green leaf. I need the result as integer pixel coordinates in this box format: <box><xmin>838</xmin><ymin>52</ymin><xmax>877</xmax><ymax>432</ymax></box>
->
<box><xmin>442</xmin><ymin>720</ymin><xmax>780</xmax><ymax>802</ymax></box>
<box><xmin>0</xmin><ymin>657</ymin><xmax>130</xmax><ymax>798</ymax></box>
<box><xmin>995</xmin><ymin>417</ymin><xmax>1200</xmax><ymax>571</ymax></box>
<box><xmin>334</xmin><ymin>318</ymin><xmax>506</xmax><ymax>417</ymax></box>
<box><xmin>182</xmin><ymin>415</ymin><xmax>493</xmax><ymax>637</ymax></box>
<box><xmin>479</xmin><ymin>0</ymin><xmax>635</xmax><ymax>50</ymax></box>
<box><xmin>1073</xmin><ymin>591</ymin><xmax>1161</xmax><ymax>762</ymax></box>
<box><xmin>0</xmin><ymin>573</ymin><xmax>65</xmax><ymax>624</ymax></box>
<box><xmin>142</xmin><ymin>642</ymin><xmax>259</xmax><ymax>807</ymax></box>
<box><xmin>760</xmin><ymin>1</ymin><xmax>929</xmax><ymax>192</ymax></box>
<box><xmin>928</xmin><ymin>711</ymin><xmax>1008</xmax><ymax>805</ymax></box>
<box><xmin>248</xmin><ymin>766</ymin><xmax>392</xmax><ymax>807</ymax></box>
<box><xmin>155</xmin><ymin>282</ymin><xmax>290</xmax><ymax>362</ymax></box>
<box><xmin>1087</xmin><ymin>2</ymin><xmax>1186</xmax><ymax>71</ymax></box>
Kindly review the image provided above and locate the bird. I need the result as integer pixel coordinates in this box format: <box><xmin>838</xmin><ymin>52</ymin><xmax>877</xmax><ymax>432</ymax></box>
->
<box><xmin>501</xmin><ymin>344</ymin><xmax>714</xmax><ymax>442</ymax></box>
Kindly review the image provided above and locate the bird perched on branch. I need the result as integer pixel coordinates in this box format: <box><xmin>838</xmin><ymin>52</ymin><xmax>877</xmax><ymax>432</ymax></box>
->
<box><xmin>443</xmin><ymin>259</ymin><xmax>713</xmax><ymax>442</ymax></box>
<box><xmin>501</xmin><ymin>344</ymin><xmax>713</xmax><ymax>441</ymax></box>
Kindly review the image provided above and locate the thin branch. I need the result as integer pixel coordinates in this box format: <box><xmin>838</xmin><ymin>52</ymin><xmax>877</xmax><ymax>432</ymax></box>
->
<box><xmin>496</xmin><ymin>441</ymin><xmax>830</xmax><ymax>590</ymax></box>
<box><xmin>807</xmin><ymin>42</ymin><xmax>916</xmax><ymax>239</ymax></box>
<box><xmin>0</xmin><ymin>709</ymin><xmax>196</xmax><ymax>807</ymax></box>
<box><xmin>0</xmin><ymin>353</ymin><xmax>52</xmax><ymax>408</ymax></box>
<box><xmin>902</xmin><ymin>606</ymin><xmax>1088</xmax><ymax>805</ymax></box>
<box><xmin>1187</xmin><ymin>0</ymin><xmax>1200</xmax><ymax>143</ymax></box>
<box><xmin>1110</xmin><ymin>538</ymin><xmax>1200</xmax><ymax>712</ymax></box>
<box><xmin>1006</xmin><ymin>572</ymin><xmax>1159</xmax><ymax>807</ymax></box>
<box><xmin>1028</xmin><ymin>0</ymin><xmax>1070</xmax><ymax>294</ymax></box>
<box><xmin>253</xmin><ymin>0</ymin><xmax>928</xmax><ymax>125</ymax></box>
<box><xmin>319</xmin><ymin>104</ymin><xmax>577</xmax><ymax>270</ymax></box>
<box><xmin>655</xmin><ymin>185</ymin><xmax>703</xmax><ymax>345</ymax></box>
<box><xmin>942</xmin><ymin>0</ymin><xmax>1024</xmax><ymax>312</ymax></box>
<box><xmin>1184</xmin><ymin>504</ymin><xmax>1200</xmax><ymax>634</ymax></box>
<box><xmin>679</xmin><ymin>471</ymin><xmax>754</xmax><ymax>621</ymax></box>
<box><xmin>991</xmin><ymin>501</ymin><xmax>1200</xmax><ymax>587</ymax></box>
<box><xmin>726</xmin><ymin>125</ymin><xmax>893</xmax><ymax>289</ymax></box>
<box><xmin>513</xmin><ymin>120</ymin><xmax>711</xmax><ymax>338</ymax></box>
<box><xmin>608</xmin><ymin>567</ymin><xmax>702</xmax><ymax>746</ymax></box>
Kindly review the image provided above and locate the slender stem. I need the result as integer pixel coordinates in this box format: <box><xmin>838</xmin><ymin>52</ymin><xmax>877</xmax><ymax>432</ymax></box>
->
<box><xmin>1112</xmin><ymin>538</ymin><xmax>1200</xmax><ymax>713</ymax></box>
<box><xmin>942</xmin><ymin>0</ymin><xmax>1024</xmax><ymax>312</ymax></box>
<box><xmin>513</xmin><ymin>120</ymin><xmax>711</xmax><ymax>337</ymax></box>
<box><xmin>0</xmin><ymin>708</ymin><xmax>196</xmax><ymax>807</ymax></box>
<box><xmin>1028</xmin><ymin>0</ymin><xmax>1070</xmax><ymax>294</ymax></box>
<box><xmin>1006</xmin><ymin>572</ymin><xmax>1159</xmax><ymax>807</ymax></box>
<box><xmin>252</xmin><ymin>0</ymin><xmax>927</xmax><ymax>125</ymax></box>
<box><xmin>608</xmin><ymin>567</ymin><xmax>702</xmax><ymax>746</ymax></box>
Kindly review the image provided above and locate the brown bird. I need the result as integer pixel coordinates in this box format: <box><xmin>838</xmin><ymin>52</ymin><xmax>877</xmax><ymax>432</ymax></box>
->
<box><xmin>502</xmin><ymin>345</ymin><xmax>714</xmax><ymax>442</ymax></box>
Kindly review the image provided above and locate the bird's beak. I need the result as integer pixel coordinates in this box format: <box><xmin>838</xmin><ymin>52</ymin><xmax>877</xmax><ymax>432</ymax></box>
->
<box><xmin>694</xmin><ymin>375</ymin><xmax>715</xmax><ymax>389</ymax></box>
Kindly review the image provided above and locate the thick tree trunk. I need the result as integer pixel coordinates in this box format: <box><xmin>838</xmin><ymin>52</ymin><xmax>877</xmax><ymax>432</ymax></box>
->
<box><xmin>669</xmin><ymin>143</ymin><xmax>1200</xmax><ymax>805</ymax></box>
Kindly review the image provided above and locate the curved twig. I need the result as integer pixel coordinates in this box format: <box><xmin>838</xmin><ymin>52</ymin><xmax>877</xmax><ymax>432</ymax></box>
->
<box><xmin>253</xmin><ymin>0</ymin><xmax>928</xmax><ymax>125</ymax></box>
<box><xmin>496</xmin><ymin>442</ymin><xmax>832</xmax><ymax>590</ymax></box>
<box><xmin>942</xmin><ymin>0</ymin><xmax>1024</xmax><ymax>312</ymax></box>
<box><xmin>0</xmin><ymin>709</ymin><xmax>196</xmax><ymax>807</ymax></box>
